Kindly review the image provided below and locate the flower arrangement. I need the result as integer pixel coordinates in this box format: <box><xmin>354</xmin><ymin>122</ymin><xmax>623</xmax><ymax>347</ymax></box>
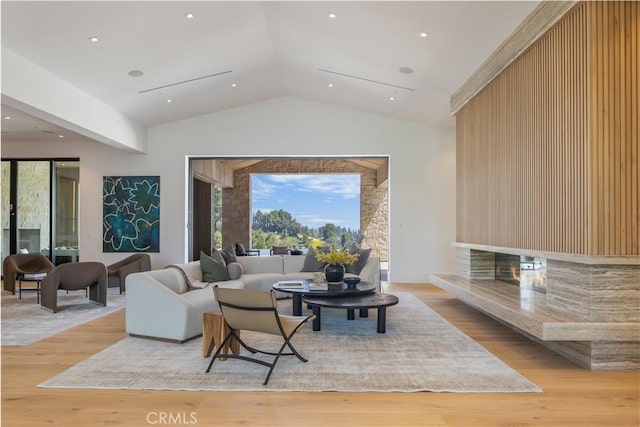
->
<box><xmin>315</xmin><ymin>246</ymin><xmax>359</xmax><ymax>265</ymax></box>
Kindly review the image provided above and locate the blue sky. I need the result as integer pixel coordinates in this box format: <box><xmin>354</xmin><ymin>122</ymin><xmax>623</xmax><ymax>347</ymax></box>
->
<box><xmin>251</xmin><ymin>174</ymin><xmax>360</xmax><ymax>230</ymax></box>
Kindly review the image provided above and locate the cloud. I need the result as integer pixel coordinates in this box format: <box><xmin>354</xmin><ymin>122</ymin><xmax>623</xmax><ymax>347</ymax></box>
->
<box><xmin>297</xmin><ymin>213</ymin><xmax>345</xmax><ymax>226</ymax></box>
<box><xmin>252</xmin><ymin>207</ymin><xmax>274</xmax><ymax>214</ymax></box>
<box><xmin>251</xmin><ymin>176</ymin><xmax>277</xmax><ymax>201</ymax></box>
<box><xmin>258</xmin><ymin>174</ymin><xmax>360</xmax><ymax>200</ymax></box>
<box><xmin>309</xmin><ymin>218</ymin><xmax>344</xmax><ymax>225</ymax></box>
<box><xmin>251</xmin><ymin>174</ymin><xmax>361</xmax><ymax>229</ymax></box>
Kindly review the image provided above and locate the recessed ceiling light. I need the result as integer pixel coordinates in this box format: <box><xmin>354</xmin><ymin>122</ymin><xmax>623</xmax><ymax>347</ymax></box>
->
<box><xmin>58</xmin><ymin>134</ymin><xmax>64</xmax><ymax>138</ymax></box>
<box><xmin>328</xmin><ymin>12</ymin><xmax>336</xmax><ymax>19</ymax></box>
<box><xmin>89</xmin><ymin>36</ymin><xmax>99</xmax><ymax>43</ymax></box>
<box><xmin>328</xmin><ymin>83</ymin><xmax>333</xmax><ymax>88</ymax></box>
<box><xmin>128</xmin><ymin>70</ymin><xmax>144</xmax><ymax>77</ymax></box>
<box><xmin>231</xmin><ymin>83</ymin><xmax>237</xmax><ymax>87</ymax></box>
<box><xmin>419</xmin><ymin>32</ymin><xmax>429</xmax><ymax>38</ymax></box>
<box><xmin>185</xmin><ymin>12</ymin><xmax>195</xmax><ymax>19</ymax></box>
<box><xmin>3</xmin><ymin>116</ymin><xmax>10</xmax><ymax>120</ymax></box>
<box><xmin>399</xmin><ymin>67</ymin><xmax>414</xmax><ymax>74</ymax></box>
<box><xmin>389</xmin><ymin>97</ymin><xmax>395</xmax><ymax>101</ymax></box>
<box><xmin>166</xmin><ymin>99</ymin><xmax>172</xmax><ymax>103</ymax></box>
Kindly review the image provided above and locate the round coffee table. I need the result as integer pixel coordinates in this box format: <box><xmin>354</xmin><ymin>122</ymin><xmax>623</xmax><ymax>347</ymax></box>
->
<box><xmin>272</xmin><ymin>280</ymin><xmax>376</xmax><ymax>316</ymax></box>
<box><xmin>302</xmin><ymin>293</ymin><xmax>399</xmax><ymax>333</ymax></box>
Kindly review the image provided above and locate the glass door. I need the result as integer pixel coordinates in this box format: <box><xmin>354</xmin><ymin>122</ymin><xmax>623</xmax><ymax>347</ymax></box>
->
<box><xmin>54</xmin><ymin>161</ymin><xmax>80</xmax><ymax>263</ymax></box>
<box><xmin>1</xmin><ymin>161</ymin><xmax>12</xmax><ymax>273</ymax></box>
<box><xmin>16</xmin><ymin>161</ymin><xmax>51</xmax><ymax>256</ymax></box>
<box><xmin>1</xmin><ymin>159</ymin><xmax>79</xmax><ymax>269</ymax></box>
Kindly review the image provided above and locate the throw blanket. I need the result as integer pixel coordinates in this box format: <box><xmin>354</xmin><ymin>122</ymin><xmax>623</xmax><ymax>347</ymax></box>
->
<box><xmin>164</xmin><ymin>264</ymin><xmax>213</xmax><ymax>290</ymax></box>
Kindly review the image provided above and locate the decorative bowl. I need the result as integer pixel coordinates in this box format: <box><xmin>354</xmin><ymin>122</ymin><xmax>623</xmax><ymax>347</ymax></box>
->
<box><xmin>343</xmin><ymin>277</ymin><xmax>361</xmax><ymax>288</ymax></box>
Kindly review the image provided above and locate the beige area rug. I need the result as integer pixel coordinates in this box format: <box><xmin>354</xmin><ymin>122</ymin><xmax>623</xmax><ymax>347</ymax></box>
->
<box><xmin>1</xmin><ymin>287</ymin><xmax>126</xmax><ymax>346</ymax></box>
<box><xmin>39</xmin><ymin>293</ymin><xmax>541</xmax><ymax>393</ymax></box>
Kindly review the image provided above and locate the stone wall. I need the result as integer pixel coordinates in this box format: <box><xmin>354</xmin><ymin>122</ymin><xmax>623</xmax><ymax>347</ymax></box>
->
<box><xmin>222</xmin><ymin>159</ymin><xmax>388</xmax><ymax>261</ymax></box>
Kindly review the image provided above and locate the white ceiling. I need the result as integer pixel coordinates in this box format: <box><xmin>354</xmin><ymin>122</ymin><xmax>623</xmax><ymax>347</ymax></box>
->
<box><xmin>1</xmin><ymin>1</ymin><xmax>540</xmax><ymax>145</ymax></box>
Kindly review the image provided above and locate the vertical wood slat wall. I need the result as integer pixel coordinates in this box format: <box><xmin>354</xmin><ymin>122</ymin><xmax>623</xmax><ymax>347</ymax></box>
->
<box><xmin>587</xmin><ymin>1</ymin><xmax>639</xmax><ymax>255</ymax></box>
<box><xmin>456</xmin><ymin>1</ymin><xmax>639</xmax><ymax>256</ymax></box>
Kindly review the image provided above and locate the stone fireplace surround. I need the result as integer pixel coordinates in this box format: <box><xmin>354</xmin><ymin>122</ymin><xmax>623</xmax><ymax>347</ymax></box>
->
<box><xmin>431</xmin><ymin>243</ymin><xmax>640</xmax><ymax>370</ymax></box>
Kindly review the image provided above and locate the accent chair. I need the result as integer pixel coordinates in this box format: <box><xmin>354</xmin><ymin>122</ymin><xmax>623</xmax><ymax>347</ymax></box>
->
<box><xmin>107</xmin><ymin>253</ymin><xmax>151</xmax><ymax>293</ymax></box>
<box><xmin>206</xmin><ymin>286</ymin><xmax>315</xmax><ymax>385</ymax></box>
<box><xmin>41</xmin><ymin>262</ymin><xmax>108</xmax><ymax>312</ymax></box>
<box><xmin>2</xmin><ymin>253</ymin><xmax>55</xmax><ymax>295</ymax></box>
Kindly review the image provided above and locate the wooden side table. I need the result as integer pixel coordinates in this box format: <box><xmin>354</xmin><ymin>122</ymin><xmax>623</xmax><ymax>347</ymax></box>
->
<box><xmin>202</xmin><ymin>311</ymin><xmax>240</xmax><ymax>359</ymax></box>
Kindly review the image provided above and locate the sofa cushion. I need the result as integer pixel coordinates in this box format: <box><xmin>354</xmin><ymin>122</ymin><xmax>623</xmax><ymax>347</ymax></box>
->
<box><xmin>214</xmin><ymin>280</ymin><xmax>246</xmax><ymax>290</ymax></box>
<box><xmin>180</xmin><ymin>287</ymin><xmax>219</xmax><ymax>313</ymax></box>
<box><xmin>236</xmin><ymin>256</ymin><xmax>283</xmax><ymax>274</ymax></box>
<box><xmin>301</xmin><ymin>247</ymin><xmax>327</xmax><ymax>272</ymax></box>
<box><xmin>345</xmin><ymin>247</ymin><xmax>372</xmax><ymax>275</ymax></box>
<box><xmin>283</xmin><ymin>255</ymin><xmax>305</xmax><ymax>274</ymax></box>
<box><xmin>240</xmin><ymin>273</ymin><xmax>285</xmax><ymax>292</ymax></box>
<box><xmin>137</xmin><ymin>268</ymin><xmax>189</xmax><ymax>294</ymax></box>
<box><xmin>284</xmin><ymin>272</ymin><xmax>315</xmax><ymax>281</ymax></box>
<box><xmin>200</xmin><ymin>250</ymin><xmax>229</xmax><ymax>283</ymax></box>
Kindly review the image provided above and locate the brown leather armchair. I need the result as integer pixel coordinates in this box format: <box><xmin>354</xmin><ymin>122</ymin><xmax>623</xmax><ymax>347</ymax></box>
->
<box><xmin>41</xmin><ymin>262</ymin><xmax>107</xmax><ymax>312</ymax></box>
<box><xmin>107</xmin><ymin>253</ymin><xmax>151</xmax><ymax>293</ymax></box>
<box><xmin>2</xmin><ymin>254</ymin><xmax>55</xmax><ymax>294</ymax></box>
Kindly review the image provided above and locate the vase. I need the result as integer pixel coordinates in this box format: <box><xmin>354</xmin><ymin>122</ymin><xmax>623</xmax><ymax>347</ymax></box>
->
<box><xmin>324</xmin><ymin>263</ymin><xmax>345</xmax><ymax>283</ymax></box>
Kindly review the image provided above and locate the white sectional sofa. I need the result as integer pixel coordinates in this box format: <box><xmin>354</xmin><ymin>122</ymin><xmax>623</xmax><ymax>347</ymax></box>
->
<box><xmin>125</xmin><ymin>254</ymin><xmax>380</xmax><ymax>342</ymax></box>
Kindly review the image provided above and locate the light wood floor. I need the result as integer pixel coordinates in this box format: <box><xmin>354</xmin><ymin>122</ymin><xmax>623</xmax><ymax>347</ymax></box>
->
<box><xmin>2</xmin><ymin>283</ymin><xmax>638</xmax><ymax>427</ymax></box>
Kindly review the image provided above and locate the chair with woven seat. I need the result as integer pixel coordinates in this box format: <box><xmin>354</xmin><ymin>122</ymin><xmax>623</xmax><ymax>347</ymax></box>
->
<box><xmin>2</xmin><ymin>253</ymin><xmax>55</xmax><ymax>295</ymax></box>
<box><xmin>205</xmin><ymin>286</ymin><xmax>315</xmax><ymax>385</ymax></box>
<box><xmin>41</xmin><ymin>262</ymin><xmax>108</xmax><ymax>312</ymax></box>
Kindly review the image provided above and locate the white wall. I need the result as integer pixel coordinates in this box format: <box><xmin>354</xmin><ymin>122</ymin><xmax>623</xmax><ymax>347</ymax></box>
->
<box><xmin>2</xmin><ymin>47</ymin><xmax>147</xmax><ymax>153</ymax></box>
<box><xmin>2</xmin><ymin>97</ymin><xmax>456</xmax><ymax>282</ymax></box>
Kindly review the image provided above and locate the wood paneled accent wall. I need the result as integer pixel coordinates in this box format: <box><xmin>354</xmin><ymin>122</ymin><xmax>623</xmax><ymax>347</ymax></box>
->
<box><xmin>456</xmin><ymin>1</ymin><xmax>638</xmax><ymax>256</ymax></box>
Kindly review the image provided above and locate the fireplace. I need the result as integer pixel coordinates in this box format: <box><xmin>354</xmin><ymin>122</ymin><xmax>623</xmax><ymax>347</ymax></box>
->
<box><xmin>442</xmin><ymin>243</ymin><xmax>639</xmax><ymax>370</ymax></box>
<box><xmin>495</xmin><ymin>253</ymin><xmax>547</xmax><ymax>293</ymax></box>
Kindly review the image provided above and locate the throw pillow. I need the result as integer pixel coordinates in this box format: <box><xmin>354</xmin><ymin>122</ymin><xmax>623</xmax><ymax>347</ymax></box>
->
<box><xmin>301</xmin><ymin>247</ymin><xmax>327</xmax><ymax>272</ymax></box>
<box><xmin>345</xmin><ymin>247</ymin><xmax>372</xmax><ymax>275</ymax></box>
<box><xmin>200</xmin><ymin>250</ymin><xmax>229</xmax><ymax>283</ymax></box>
<box><xmin>227</xmin><ymin>262</ymin><xmax>243</xmax><ymax>280</ymax></box>
<box><xmin>221</xmin><ymin>248</ymin><xmax>237</xmax><ymax>264</ymax></box>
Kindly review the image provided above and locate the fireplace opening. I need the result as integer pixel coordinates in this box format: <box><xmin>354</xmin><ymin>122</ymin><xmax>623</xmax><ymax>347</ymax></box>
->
<box><xmin>495</xmin><ymin>253</ymin><xmax>547</xmax><ymax>293</ymax></box>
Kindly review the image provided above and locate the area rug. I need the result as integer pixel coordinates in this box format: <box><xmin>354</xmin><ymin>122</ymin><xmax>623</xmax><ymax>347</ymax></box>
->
<box><xmin>2</xmin><ymin>287</ymin><xmax>126</xmax><ymax>346</ymax></box>
<box><xmin>38</xmin><ymin>293</ymin><xmax>541</xmax><ymax>393</ymax></box>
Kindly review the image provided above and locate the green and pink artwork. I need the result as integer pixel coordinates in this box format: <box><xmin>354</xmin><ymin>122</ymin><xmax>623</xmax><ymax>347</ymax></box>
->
<box><xmin>103</xmin><ymin>176</ymin><xmax>160</xmax><ymax>252</ymax></box>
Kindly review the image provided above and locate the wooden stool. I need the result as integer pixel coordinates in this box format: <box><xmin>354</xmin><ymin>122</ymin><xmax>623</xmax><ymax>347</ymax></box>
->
<box><xmin>202</xmin><ymin>311</ymin><xmax>240</xmax><ymax>359</ymax></box>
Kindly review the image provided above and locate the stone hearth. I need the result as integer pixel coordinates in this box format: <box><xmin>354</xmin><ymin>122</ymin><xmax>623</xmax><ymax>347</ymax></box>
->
<box><xmin>431</xmin><ymin>243</ymin><xmax>640</xmax><ymax>370</ymax></box>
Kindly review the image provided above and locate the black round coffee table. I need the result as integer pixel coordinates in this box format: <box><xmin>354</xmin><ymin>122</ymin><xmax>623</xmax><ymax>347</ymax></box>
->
<box><xmin>302</xmin><ymin>293</ymin><xmax>399</xmax><ymax>333</ymax></box>
<box><xmin>272</xmin><ymin>280</ymin><xmax>376</xmax><ymax>316</ymax></box>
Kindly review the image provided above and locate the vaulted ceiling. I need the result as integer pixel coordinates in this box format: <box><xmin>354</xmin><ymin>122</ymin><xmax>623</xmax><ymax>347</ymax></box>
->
<box><xmin>1</xmin><ymin>1</ymin><xmax>540</xmax><ymax>145</ymax></box>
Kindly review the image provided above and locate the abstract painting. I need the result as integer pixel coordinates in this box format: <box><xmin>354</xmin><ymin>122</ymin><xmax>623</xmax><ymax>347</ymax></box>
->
<box><xmin>103</xmin><ymin>176</ymin><xmax>160</xmax><ymax>252</ymax></box>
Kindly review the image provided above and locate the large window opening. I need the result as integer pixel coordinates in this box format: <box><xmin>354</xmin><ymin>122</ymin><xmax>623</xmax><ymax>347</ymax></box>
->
<box><xmin>251</xmin><ymin>174</ymin><xmax>361</xmax><ymax>253</ymax></box>
<box><xmin>189</xmin><ymin>157</ymin><xmax>388</xmax><ymax>272</ymax></box>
